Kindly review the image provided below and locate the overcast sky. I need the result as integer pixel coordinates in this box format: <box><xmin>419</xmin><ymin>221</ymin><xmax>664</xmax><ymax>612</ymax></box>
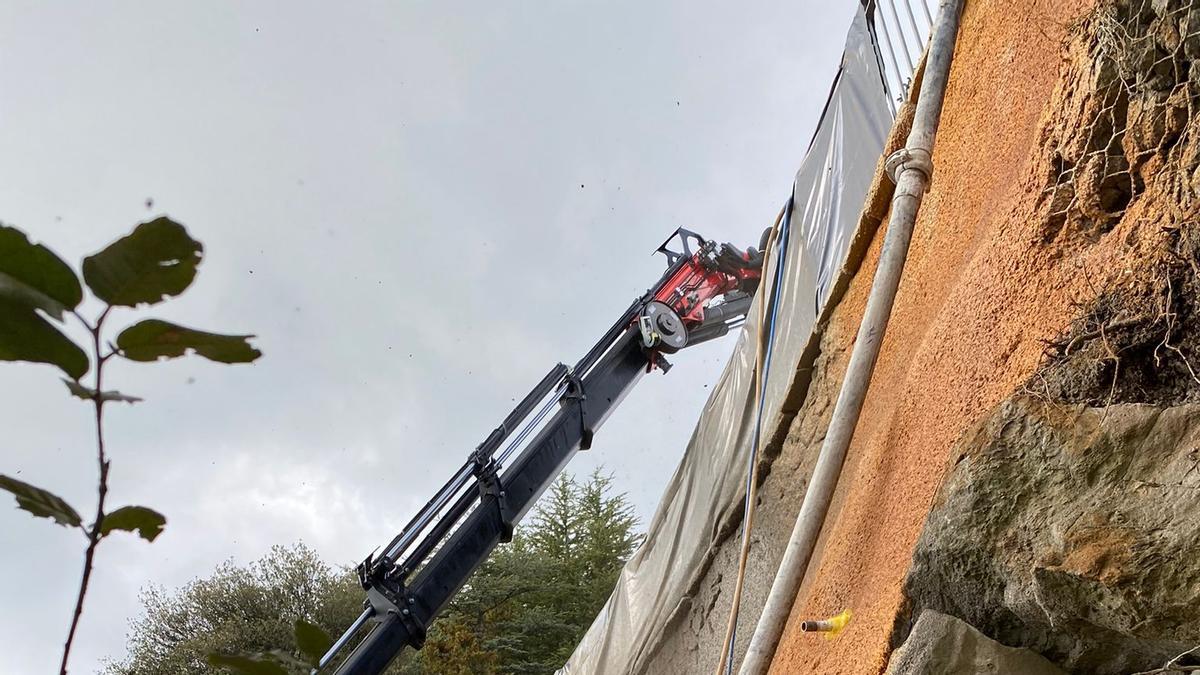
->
<box><xmin>0</xmin><ymin>2</ymin><xmax>855</xmax><ymax>671</ymax></box>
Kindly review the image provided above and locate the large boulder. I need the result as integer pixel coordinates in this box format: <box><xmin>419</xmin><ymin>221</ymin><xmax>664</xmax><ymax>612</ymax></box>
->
<box><xmin>899</xmin><ymin>398</ymin><xmax>1200</xmax><ymax>674</ymax></box>
<box><xmin>885</xmin><ymin>610</ymin><xmax>1065</xmax><ymax>675</ymax></box>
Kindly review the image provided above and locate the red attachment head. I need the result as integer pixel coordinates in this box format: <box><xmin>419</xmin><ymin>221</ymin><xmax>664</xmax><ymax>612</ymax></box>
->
<box><xmin>652</xmin><ymin>229</ymin><xmax>762</xmax><ymax>327</ymax></box>
<box><xmin>636</xmin><ymin>229</ymin><xmax>764</xmax><ymax>371</ymax></box>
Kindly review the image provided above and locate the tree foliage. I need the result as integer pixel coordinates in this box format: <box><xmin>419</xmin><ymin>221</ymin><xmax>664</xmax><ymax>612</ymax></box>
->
<box><xmin>439</xmin><ymin>470</ymin><xmax>640</xmax><ymax>674</ymax></box>
<box><xmin>113</xmin><ymin>471</ymin><xmax>640</xmax><ymax>675</ymax></box>
<box><xmin>107</xmin><ymin>544</ymin><xmax>380</xmax><ymax>675</ymax></box>
<box><xmin>406</xmin><ymin>470</ymin><xmax>640</xmax><ymax>674</ymax></box>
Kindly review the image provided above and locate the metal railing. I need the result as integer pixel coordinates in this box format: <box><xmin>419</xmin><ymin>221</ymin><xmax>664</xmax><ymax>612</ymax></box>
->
<box><xmin>869</xmin><ymin>0</ymin><xmax>937</xmax><ymax>115</ymax></box>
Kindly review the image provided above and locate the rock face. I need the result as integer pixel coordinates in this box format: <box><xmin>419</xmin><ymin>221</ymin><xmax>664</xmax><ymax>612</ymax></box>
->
<box><xmin>885</xmin><ymin>611</ymin><xmax>1065</xmax><ymax>675</ymax></box>
<box><xmin>897</xmin><ymin>2</ymin><xmax>1200</xmax><ymax>671</ymax></box>
<box><xmin>900</xmin><ymin>398</ymin><xmax>1200</xmax><ymax>673</ymax></box>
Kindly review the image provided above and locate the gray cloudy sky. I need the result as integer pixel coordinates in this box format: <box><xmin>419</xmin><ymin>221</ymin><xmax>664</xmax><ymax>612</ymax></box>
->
<box><xmin>0</xmin><ymin>2</ymin><xmax>853</xmax><ymax>671</ymax></box>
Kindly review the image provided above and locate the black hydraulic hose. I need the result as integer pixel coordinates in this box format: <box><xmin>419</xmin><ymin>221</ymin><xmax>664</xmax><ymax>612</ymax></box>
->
<box><xmin>686</xmin><ymin>293</ymin><xmax>754</xmax><ymax>347</ymax></box>
<box><xmin>477</xmin><ymin>362</ymin><xmax>569</xmax><ymax>458</ymax></box>
<box><xmin>337</xmin><ymin>616</ymin><xmax>407</xmax><ymax>675</ymax></box>
<box><xmin>703</xmin><ymin>293</ymin><xmax>753</xmax><ymax>324</ymax></box>
<box><xmin>337</xmin><ymin>333</ymin><xmax>648</xmax><ymax>675</ymax></box>
<box><xmin>380</xmin><ymin>462</ymin><xmax>473</xmax><ymax>563</ymax></box>
<box><xmin>378</xmin><ymin>362</ymin><xmax>568</xmax><ymax>564</ymax></box>
<box><xmin>324</xmin><ymin>250</ymin><xmax>701</xmax><ymax>673</ymax></box>
<box><xmin>396</xmin><ymin>482</ymin><xmax>477</xmax><ymax>579</ymax></box>
<box><xmin>572</xmin><ymin>298</ymin><xmax>642</xmax><ymax>377</ymax></box>
<box><xmin>395</xmin><ymin>362</ymin><xmax>570</xmax><ymax>573</ymax></box>
<box><xmin>389</xmin><ymin>260</ymin><xmax>736</xmax><ymax>579</ymax></box>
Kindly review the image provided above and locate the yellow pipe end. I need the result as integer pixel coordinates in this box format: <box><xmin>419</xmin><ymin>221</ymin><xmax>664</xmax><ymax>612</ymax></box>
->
<box><xmin>822</xmin><ymin>609</ymin><xmax>852</xmax><ymax>640</ymax></box>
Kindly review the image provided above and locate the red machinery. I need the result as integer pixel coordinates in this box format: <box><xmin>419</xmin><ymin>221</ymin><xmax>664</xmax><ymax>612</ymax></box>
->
<box><xmin>638</xmin><ymin>228</ymin><xmax>763</xmax><ymax>362</ymax></box>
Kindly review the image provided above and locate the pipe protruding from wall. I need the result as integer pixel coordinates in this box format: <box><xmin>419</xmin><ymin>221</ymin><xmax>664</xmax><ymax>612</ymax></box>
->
<box><xmin>799</xmin><ymin>610</ymin><xmax>852</xmax><ymax>636</ymax></box>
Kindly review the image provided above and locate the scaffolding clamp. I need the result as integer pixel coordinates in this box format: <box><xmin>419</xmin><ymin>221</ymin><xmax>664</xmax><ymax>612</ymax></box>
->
<box><xmin>885</xmin><ymin>147</ymin><xmax>934</xmax><ymax>185</ymax></box>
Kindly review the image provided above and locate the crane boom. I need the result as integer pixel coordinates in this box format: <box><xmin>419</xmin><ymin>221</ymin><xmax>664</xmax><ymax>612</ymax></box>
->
<box><xmin>320</xmin><ymin>228</ymin><xmax>764</xmax><ymax>674</ymax></box>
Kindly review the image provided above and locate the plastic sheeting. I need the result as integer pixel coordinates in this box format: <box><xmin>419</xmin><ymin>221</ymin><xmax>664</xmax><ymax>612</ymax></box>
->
<box><xmin>557</xmin><ymin>5</ymin><xmax>892</xmax><ymax>674</ymax></box>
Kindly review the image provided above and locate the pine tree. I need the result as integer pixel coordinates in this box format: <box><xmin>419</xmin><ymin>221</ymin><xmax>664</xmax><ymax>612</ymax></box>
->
<box><xmin>427</xmin><ymin>469</ymin><xmax>641</xmax><ymax>674</ymax></box>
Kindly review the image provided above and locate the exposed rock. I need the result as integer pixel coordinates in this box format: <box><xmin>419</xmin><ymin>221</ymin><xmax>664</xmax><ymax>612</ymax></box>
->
<box><xmin>1184</xmin><ymin>10</ymin><xmax>1200</xmax><ymax>60</ymax></box>
<box><xmin>1073</xmin><ymin>150</ymin><xmax>1132</xmax><ymax>229</ymax></box>
<box><xmin>899</xmin><ymin>398</ymin><xmax>1200</xmax><ymax>674</ymax></box>
<box><xmin>893</xmin><ymin>4</ymin><xmax>1200</xmax><ymax>674</ymax></box>
<box><xmin>1149</xmin><ymin>15</ymin><xmax>1181</xmax><ymax>53</ymax></box>
<box><xmin>885</xmin><ymin>611</ymin><xmax>1065</xmax><ymax>675</ymax></box>
<box><xmin>1126</xmin><ymin>91</ymin><xmax>1171</xmax><ymax>157</ymax></box>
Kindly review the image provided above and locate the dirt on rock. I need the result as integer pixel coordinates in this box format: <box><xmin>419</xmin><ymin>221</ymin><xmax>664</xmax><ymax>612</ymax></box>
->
<box><xmin>633</xmin><ymin>314</ymin><xmax>854</xmax><ymax>675</ymax></box>
<box><xmin>1034</xmin><ymin>223</ymin><xmax>1200</xmax><ymax>407</ymax></box>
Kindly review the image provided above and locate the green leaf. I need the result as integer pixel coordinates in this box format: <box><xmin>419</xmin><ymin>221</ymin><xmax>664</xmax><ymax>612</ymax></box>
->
<box><xmin>0</xmin><ymin>224</ymin><xmax>82</xmax><ymax>320</ymax></box>
<box><xmin>117</xmin><ymin>319</ymin><xmax>261</xmax><ymax>364</ymax></box>
<box><xmin>206</xmin><ymin>654</ymin><xmax>288</xmax><ymax>675</ymax></box>
<box><xmin>62</xmin><ymin>378</ymin><xmax>143</xmax><ymax>403</ymax></box>
<box><xmin>81</xmin><ymin>217</ymin><xmax>202</xmax><ymax>307</ymax></box>
<box><xmin>0</xmin><ymin>299</ymin><xmax>88</xmax><ymax>379</ymax></box>
<box><xmin>0</xmin><ymin>474</ymin><xmax>81</xmax><ymax>528</ymax></box>
<box><xmin>100</xmin><ymin>506</ymin><xmax>166</xmax><ymax>541</ymax></box>
<box><xmin>294</xmin><ymin>619</ymin><xmax>333</xmax><ymax>664</ymax></box>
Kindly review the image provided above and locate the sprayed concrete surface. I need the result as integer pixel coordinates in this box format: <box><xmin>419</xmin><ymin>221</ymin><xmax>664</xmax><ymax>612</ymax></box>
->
<box><xmin>764</xmin><ymin>0</ymin><xmax>1132</xmax><ymax>672</ymax></box>
<box><xmin>630</xmin><ymin>71</ymin><xmax>918</xmax><ymax>675</ymax></box>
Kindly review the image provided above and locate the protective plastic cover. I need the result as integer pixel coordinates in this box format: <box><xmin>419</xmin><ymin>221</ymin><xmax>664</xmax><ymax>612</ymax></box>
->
<box><xmin>557</xmin><ymin>5</ymin><xmax>892</xmax><ymax>674</ymax></box>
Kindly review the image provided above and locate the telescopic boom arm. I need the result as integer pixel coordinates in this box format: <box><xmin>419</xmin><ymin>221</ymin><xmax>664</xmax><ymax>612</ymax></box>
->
<box><xmin>320</xmin><ymin>228</ymin><xmax>764</xmax><ymax>674</ymax></box>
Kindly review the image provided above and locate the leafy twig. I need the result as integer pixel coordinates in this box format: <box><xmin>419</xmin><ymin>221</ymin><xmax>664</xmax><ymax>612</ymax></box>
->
<box><xmin>0</xmin><ymin>219</ymin><xmax>259</xmax><ymax>674</ymax></box>
<box><xmin>59</xmin><ymin>307</ymin><xmax>110</xmax><ymax>675</ymax></box>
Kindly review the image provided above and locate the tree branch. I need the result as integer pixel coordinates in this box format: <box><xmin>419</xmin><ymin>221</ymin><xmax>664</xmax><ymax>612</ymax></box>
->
<box><xmin>60</xmin><ymin>306</ymin><xmax>112</xmax><ymax>674</ymax></box>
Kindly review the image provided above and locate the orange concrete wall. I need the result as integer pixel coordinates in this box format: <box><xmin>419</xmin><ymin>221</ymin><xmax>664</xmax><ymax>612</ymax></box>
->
<box><xmin>768</xmin><ymin>1</ymin><xmax>1100</xmax><ymax>672</ymax></box>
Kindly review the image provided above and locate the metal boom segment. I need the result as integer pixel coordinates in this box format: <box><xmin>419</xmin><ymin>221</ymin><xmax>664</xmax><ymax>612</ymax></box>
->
<box><xmin>321</xmin><ymin>228</ymin><xmax>766</xmax><ymax>674</ymax></box>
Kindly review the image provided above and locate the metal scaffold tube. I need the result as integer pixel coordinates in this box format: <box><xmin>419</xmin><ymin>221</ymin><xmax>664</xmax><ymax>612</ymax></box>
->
<box><xmin>736</xmin><ymin>1</ymin><xmax>964</xmax><ymax>673</ymax></box>
<box><xmin>900</xmin><ymin>0</ymin><xmax>927</xmax><ymax>48</ymax></box>
<box><xmin>875</xmin><ymin>11</ymin><xmax>908</xmax><ymax>103</ymax></box>
<box><xmin>882</xmin><ymin>0</ymin><xmax>916</xmax><ymax>73</ymax></box>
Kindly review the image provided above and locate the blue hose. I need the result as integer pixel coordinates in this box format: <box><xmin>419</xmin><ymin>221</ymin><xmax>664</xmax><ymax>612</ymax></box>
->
<box><xmin>724</xmin><ymin>197</ymin><xmax>793</xmax><ymax>675</ymax></box>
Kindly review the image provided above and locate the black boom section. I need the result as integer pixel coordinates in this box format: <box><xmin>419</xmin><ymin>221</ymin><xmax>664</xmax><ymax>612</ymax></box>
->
<box><xmin>335</xmin><ymin>331</ymin><xmax>648</xmax><ymax>674</ymax></box>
